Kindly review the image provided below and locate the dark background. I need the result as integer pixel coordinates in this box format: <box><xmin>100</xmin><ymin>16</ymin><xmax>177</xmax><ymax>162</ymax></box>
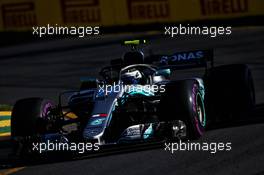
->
<box><xmin>0</xmin><ymin>0</ymin><xmax>264</xmax><ymax>174</ymax></box>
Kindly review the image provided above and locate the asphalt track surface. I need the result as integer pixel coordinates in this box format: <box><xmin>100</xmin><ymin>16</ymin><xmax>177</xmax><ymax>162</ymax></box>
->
<box><xmin>0</xmin><ymin>27</ymin><xmax>264</xmax><ymax>175</ymax></box>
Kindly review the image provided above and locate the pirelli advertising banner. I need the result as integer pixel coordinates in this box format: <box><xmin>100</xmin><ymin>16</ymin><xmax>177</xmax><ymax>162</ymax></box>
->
<box><xmin>116</xmin><ymin>0</ymin><xmax>264</xmax><ymax>24</ymax></box>
<box><xmin>0</xmin><ymin>0</ymin><xmax>38</xmax><ymax>30</ymax></box>
<box><xmin>0</xmin><ymin>0</ymin><xmax>115</xmax><ymax>30</ymax></box>
<box><xmin>0</xmin><ymin>0</ymin><xmax>263</xmax><ymax>31</ymax></box>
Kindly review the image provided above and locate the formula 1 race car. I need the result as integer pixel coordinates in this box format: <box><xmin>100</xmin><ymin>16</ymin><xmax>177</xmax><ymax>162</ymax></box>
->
<box><xmin>11</xmin><ymin>40</ymin><xmax>255</xmax><ymax>155</ymax></box>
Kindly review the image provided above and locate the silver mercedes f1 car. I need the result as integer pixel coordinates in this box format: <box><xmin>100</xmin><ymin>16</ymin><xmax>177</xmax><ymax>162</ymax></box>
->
<box><xmin>11</xmin><ymin>40</ymin><xmax>255</xmax><ymax>155</ymax></box>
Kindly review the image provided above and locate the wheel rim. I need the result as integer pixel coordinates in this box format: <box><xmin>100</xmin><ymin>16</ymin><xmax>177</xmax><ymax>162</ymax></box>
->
<box><xmin>41</xmin><ymin>102</ymin><xmax>53</xmax><ymax>118</ymax></box>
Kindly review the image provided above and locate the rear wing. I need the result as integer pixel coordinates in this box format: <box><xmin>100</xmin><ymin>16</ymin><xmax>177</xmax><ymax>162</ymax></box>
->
<box><xmin>145</xmin><ymin>50</ymin><xmax>214</xmax><ymax>70</ymax></box>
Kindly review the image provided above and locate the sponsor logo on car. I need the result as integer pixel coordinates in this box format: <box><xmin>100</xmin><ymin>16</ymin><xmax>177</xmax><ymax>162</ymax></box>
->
<box><xmin>160</xmin><ymin>51</ymin><xmax>204</xmax><ymax>64</ymax></box>
<box><xmin>126</xmin><ymin>125</ymin><xmax>141</xmax><ymax>136</ymax></box>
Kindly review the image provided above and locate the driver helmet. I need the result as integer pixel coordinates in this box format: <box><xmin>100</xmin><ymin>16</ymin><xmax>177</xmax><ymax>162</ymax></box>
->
<box><xmin>121</xmin><ymin>69</ymin><xmax>143</xmax><ymax>84</ymax></box>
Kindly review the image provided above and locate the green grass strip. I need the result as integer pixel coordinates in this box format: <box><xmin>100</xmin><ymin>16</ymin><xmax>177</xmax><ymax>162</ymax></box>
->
<box><xmin>0</xmin><ymin>126</ymin><xmax>10</xmax><ymax>133</ymax></box>
<box><xmin>0</xmin><ymin>116</ymin><xmax>11</xmax><ymax>121</ymax></box>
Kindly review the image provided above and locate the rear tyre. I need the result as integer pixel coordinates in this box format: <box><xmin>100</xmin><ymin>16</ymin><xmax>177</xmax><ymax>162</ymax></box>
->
<box><xmin>160</xmin><ymin>80</ymin><xmax>206</xmax><ymax>140</ymax></box>
<box><xmin>206</xmin><ymin>64</ymin><xmax>255</xmax><ymax>122</ymax></box>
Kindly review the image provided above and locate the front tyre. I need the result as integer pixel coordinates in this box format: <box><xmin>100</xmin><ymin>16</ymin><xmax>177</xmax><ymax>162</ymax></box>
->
<box><xmin>160</xmin><ymin>80</ymin><xmax>206</xmax><ymax>140</ymax></box>
<box><xmin>11</xmin><ymin>98</ymin><xmax>55</xmax><ymax>155</ymax></box>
